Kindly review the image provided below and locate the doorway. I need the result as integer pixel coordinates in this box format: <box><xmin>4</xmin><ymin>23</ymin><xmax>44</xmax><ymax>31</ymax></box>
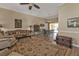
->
<box><xmin>49</xmin><ymin>23</ymin><xmax>58</xmax><ymax>40</ymax></box>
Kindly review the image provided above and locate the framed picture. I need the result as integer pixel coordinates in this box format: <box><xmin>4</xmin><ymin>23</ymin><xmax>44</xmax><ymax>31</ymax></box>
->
<box><xmin>34</xmin><ymin>25</ymin><xmax>40</xmax><ymax>32</ymax></box>
<box><xmin>15</xmin><ymin>19</ymin><xmax>22</xmax><ymax>28</ymax></box>
<box><xmin>67</xmin><ymin>17</ymin><xmax>79</xmax><ymax>28</ymax></box>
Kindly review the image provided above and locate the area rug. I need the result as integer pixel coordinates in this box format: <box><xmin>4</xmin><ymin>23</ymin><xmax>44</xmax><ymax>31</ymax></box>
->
<box><xmin>10</xmin><ymin>36</ymin><xmax>72</xmax><ymax>56</ymax></box>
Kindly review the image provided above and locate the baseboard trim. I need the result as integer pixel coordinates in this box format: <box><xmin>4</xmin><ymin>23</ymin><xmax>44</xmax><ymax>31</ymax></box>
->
<box><xmin>72</xmin><ymin>44</ymin><xmax>79</xmax><ymax>47</ymax></box>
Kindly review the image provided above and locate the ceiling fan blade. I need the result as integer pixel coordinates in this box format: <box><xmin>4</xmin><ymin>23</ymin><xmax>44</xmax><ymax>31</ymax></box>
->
<box><xmin>29</xmin><ymin>6</ymin><xmax>32</xmax><ymax>10</ymax></box>
<box><xmin>20</xmin><ymin>3</ymin><xmax>30</xmax><ymax>5</ymax></box>
<box><xmin>33</xmin><ymin>4</ymin><xmax>40</xmax><ymax>9</ymax></box>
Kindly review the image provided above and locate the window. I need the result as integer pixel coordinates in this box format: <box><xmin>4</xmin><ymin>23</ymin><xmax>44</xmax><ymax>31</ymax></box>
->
<box><xmin>15</xmin><ymin>19</ymin><xmax>22</xmax><ymax>28</ymax></box>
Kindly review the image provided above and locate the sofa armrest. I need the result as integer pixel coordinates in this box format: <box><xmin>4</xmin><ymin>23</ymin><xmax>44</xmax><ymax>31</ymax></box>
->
<box><xmin>0</xmin><ymin>38</ymin><xmax>9</xmax><ymax>42</ymax></box>
<box><xmin>3</xmin><ymin>35</ymin><xmax>16</xmax><ymax>41</ymax></box>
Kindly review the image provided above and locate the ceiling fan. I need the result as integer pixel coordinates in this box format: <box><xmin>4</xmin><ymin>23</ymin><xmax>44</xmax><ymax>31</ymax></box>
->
<box><xmin>20</xmin><ymin>3</ymin><xmax>40</xmax><ymax>10</ymax></box>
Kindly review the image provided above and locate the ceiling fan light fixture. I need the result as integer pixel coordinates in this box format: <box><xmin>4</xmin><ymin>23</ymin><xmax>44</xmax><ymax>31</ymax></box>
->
<box><xmin>20</xmin><ymin>3</ymin><xmax>40</xmax><ymax>10</ymax></box>
<box><xmin>29</xmin><ymin>6</ymin><xmax>32</xmax><ymax>10</ymax></box>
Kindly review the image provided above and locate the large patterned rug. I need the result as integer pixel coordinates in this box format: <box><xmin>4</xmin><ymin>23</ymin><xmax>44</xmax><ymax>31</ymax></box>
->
<box><xmin>10</xmin><ymin>36</ymin><xmax>77</xmax><ymax>56</ymax></box>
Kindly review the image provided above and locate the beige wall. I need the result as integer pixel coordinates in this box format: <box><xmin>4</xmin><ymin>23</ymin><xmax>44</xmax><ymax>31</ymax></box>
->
<box><xmin>0</xmin><ymin>7</ymin><xmax>45</xmax><ymax>31</ymax></box>
<box><xmin>59</xmin><ymin>3</ymin><xmax>79</xmax><ymax>45</ymax></box>
<box><xmin>46</xmin><ymin>18</ymin><xmax>58</xmax><ymax>23</ymax></box>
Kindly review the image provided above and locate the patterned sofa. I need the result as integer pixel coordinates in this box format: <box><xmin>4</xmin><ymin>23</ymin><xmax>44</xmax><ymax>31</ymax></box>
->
<box><xmin>5</xmin><ymin>30</ymin><xmax>31</xmax><ymax>39</ymax></box>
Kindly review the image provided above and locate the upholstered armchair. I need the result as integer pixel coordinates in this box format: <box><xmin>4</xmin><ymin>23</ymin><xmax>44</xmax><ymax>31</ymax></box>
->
<box><xmin>0</xmin><ymin>35</ymin><xmax>17</xmax><ymax>49</ymax></box>
<box><xmin>0</xmin><ymin>30</ymin><xmax>17</xmax><ymax>49</ymax></box>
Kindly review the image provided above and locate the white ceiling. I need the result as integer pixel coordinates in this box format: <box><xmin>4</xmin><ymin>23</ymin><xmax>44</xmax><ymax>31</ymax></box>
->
<box><xmin>0</xmin><ymin>3</ymin><xmax>63</xmax><ymax>19</ymax></box>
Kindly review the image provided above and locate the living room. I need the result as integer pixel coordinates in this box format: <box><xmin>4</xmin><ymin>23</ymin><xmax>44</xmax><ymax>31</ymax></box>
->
<box><xmin>0</xmin><ymin>3</ymin><xmax>79</xmax><ymax>56</ymax></box>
